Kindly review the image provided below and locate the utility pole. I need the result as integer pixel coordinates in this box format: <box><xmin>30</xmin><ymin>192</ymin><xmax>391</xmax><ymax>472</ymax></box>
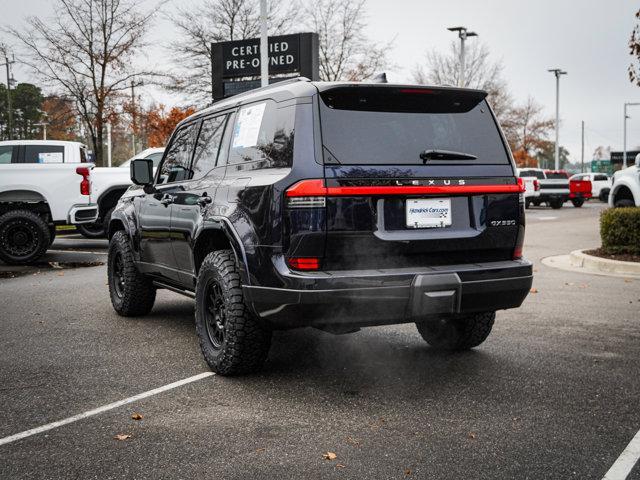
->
<box><xmin>623</xmin><ymin>102</ymin><xmax>640</xmax><ymax>168</ymax></box>
<box><xmin>259</xmin><ymin>0</ymin><xmax>268</xmax><ymax>88</ymax></box>
<box><xmin>130</xmin><ymin>80</ymin><xmax>136</xmax><ymax>156</ymax></box>
<box><xmin>548</xmin><ymin>68</ymin><xmax>567</xmax><ymax>170</ymax></box>
<box><xmin>1</xmin><ymin>51</ymin><xmax>16</xmax><ymax>140</ymax></box>
<box><xmin>447</xmin><ymin>26</ymin><xmax>478</xmax><ymax>87</ymax></box>
<box><xmin>106</xmin><ymin>122</ymin><xmax>112</xmax><ymax>168</ymax></box>
<box><xmin>580</xmin><ymin>120</ymin><xmax>584</xmax><ymax>173</ymax></box>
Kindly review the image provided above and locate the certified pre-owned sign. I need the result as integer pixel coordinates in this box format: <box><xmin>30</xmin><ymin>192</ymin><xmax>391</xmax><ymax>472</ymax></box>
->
<box><xmin>211</xmin><ymin>32</ymin><xmax>319</xmax><ymax>101</ymax></box>
<box><xmin>221</xmin><ymin>34</ymin><xmax>301</xmax><ymax>78</ymax></box>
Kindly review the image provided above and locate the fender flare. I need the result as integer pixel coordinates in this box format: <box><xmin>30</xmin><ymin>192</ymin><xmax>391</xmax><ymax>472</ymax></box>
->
<box><xmin>97</xmin><ymin>185</ymin><xmax>130</xmax><ymax>211</ymax></box>
<box><xmin>195</xmin><ymin>216</ymin><xmax>251</xmax><ymax>286</ymax></box>
<box><xmin>107</xmin><ymin>204</ymin><xmax>141</xmax><ymax>260</ymax></box>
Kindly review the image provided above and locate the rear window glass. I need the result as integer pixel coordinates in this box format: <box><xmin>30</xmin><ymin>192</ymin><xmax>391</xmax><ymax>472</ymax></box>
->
<box><xmin>228</xmin><ymin>100</ymin><xmax>295</xmax><ymax>168</ymax></box>
<box><xmin>545</xmin><ymin>171</ymin><xmax>569</xmax><ymax>179</ymax></box>
<box><xmin>519</xmin><ymin>170</ymin><xmax>545</xmax><ymax>179</ymax></box>
<box><xmin>318</xmin><ymin>87</ymin><xmax>509</xmax><ymax>165</ymax></box>
<box><xmin>24</xmin><ymin>145</ymin><xmax>64</xmax><ymax>163</ymax></box>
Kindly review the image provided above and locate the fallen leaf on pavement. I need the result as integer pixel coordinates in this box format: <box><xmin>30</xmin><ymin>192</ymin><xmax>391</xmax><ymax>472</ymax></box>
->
<box><xmin>625</xmin><ymin>279</ymin><xmax>633</xmax><ymax>283</ymax></box>
<box><xmin>323</xmin><ymin>452</ymin><xmax>337</xmax><ymax>461</ymax></box>
<box><xmin>57</xmin><ymin>271</ymin><xmax>64</xmax><ymax>276</ymax></box>
<box><xmin>345</xmin><ymin>436</ymin><xmax>360</xmax><ymax>446</ymax></box>
<box><xmin>404</xmin><ymin>468</ymin><xmax>412</xmax><ymax>476</ymax></box>
<box><xmin>114</xmin><ymin>434</ymin><xmax>132</xmax><ymax>441</ymax></box>
<box><xmin>255</xmin><ymin>448</ymin><xmax>266</xmax><ymax>453</ymax></box>
<box><xmin>530</xmin><ymin>288</ymin><xmax>538</xmax><ymax>293</ymax></box>
<box><xmin>468</xmin><ymin>432</ymin><xmax>477</xmax><ymax>440</ymax></box>
<box><xmin>336</xmin><ymin>464</ymin><xmax>346</xmax><ymax>469</ymax></box>
<box><xmin>131</xmin><ymin>412</ymin><xmax>143</xmax><ymax>420</ymax></box>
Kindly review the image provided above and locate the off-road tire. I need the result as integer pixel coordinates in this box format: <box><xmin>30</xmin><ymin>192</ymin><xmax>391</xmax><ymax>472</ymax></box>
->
<box><xmin>0</xmin><ymin>209</ymin><xmax>50</xmax><ymax>265</ymax></box>
<box><xmin>48</xmin><ymin>225</ymin><xmax>56</xmax><ymax>246</ymax></box>
<box><xmin>532</xmin><ymin>200</ymin><xmax>541</xmax><ymax>207</ymax></box>
<box><xmin>416</xmin><ymin>312</ymin><xmax>496</xmax><ymax>351</ymax></box>
<box><xmin>549</xmin><ymin>199</ymin><xmax>563</xmax><ymax>209</ymax></box>
<box><xmin>614</xmin><ymin>199</ymin><xmax>635</xmax><ymax>208</ymax></box>
<box><xmin>195</xmin><ymin>250</ymin><xmax>272</xmax><ymax>375</ymax></box>
<box><xmin>525</xmin><ymin>199</ymin><xmax>531</xmax><ymax>209</ymax></box>
<box><xmin>571</xmin><ymin>198</ymin><xmax>584</xmax><ymax>208</ymax></box>
<box><xmin>108</xmin><ymin>230</ymin><xmax>156</xmax><ymax>316</ymax></box>
<box><xmin>77</xmin><ymin>219</ymin><xmax>106</xmax><ymax>239</ymax></box>
<box><xmin>599</xmin><ymin>190</ymin><xmax>610</xmax><ymax>203</ymax></box>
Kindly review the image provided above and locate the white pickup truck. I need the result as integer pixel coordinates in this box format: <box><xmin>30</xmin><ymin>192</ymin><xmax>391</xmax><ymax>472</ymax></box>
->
<box><xmin>0</xmin><ymin>141</ymin><xmax>99</xmax><ymax>264</ymax></box>
<box><xmin>609</xmin><ymin>154</ymin><xmax>640</xmax><ymax>207</ymax></box>
<box><xmin>78</xmin><ymin>147</ymin><xmax>164</xmax><ymax>238</ymax></box>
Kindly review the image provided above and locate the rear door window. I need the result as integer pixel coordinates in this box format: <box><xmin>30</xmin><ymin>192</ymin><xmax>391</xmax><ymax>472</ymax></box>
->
<box><xmin>0</xmin><ymin>146</ymin><xmax>14</xmax><ymax>164</ymax></box>
<box><xmin>318</xmin><ymin>87</ymin><xmax>509</xmax><ymax>165</ymax></box>
<box><xmin>594</xmin><ymin>174</ymin><xmax>608</xmax><ymax>182</ymax></box>
<box><xmin>157</xmin><ymin>124</ymin><xmax>198</xmax><ymax>184</ymax></box>
<box><xmin>24</xmin><ymin>145</ymin><xmax>65</xmax><ymax>163</ymax></box>
<box><xmin>519</xmin><ymin>170</ymin><xmax>545</xmax><ymax>179</ymax></box>
<box><xmin>191</xmin><ymin>114</ymin><xmax>227</xmax><ymax>179</ymax></box>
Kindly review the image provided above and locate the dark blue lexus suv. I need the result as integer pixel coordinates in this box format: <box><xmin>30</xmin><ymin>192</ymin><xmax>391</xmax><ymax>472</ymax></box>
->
<box><xmin>107</xmin><ymin>78</ymin><xmax>533</xmax><ymax>375</ymax></box>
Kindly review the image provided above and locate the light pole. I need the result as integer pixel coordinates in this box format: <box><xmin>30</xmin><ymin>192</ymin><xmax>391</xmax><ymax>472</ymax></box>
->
<box><xmin>447</xmin><ymin>26</ymin><xmax>478</xmax><ymax>87</ymax></box>
<box><xmin>259</xmin><ymin>0</ymin><xmax>268</xmax><ymax>87</ymax></box>
<box><xmin>548</xmin><ymin>68</ymin><xmax>567</xmax><ymax>170</ymax></box>
<box><xmin>623</xmin><ymin>102</ymin><xmax>640</xmax><ymax>168</ymax></box>
<box><xmin>1</xmin><ymin>51</ymin><xmax>16</xmax><ymax>140</ymax></box>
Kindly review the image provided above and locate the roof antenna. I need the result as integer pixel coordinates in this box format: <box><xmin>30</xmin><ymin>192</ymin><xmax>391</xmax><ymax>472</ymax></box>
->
<box><xmin>369</xmin><ymin>72</ymin><xmax>388</xmax><ymax>83</ymax></box>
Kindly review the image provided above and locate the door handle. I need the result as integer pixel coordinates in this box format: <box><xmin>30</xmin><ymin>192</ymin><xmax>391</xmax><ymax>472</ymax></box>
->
<box><xmin>197</xmin><ymin>194</ymin><xmax>212</xmax><ymax>206</ymax></box>
<box><xmin>160</xmin><ymin>193</ymin><xmax>175</xmax><ymax>206</ymax></box>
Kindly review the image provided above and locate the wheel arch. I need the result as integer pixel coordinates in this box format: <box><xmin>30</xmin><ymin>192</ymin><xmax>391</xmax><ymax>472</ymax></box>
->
<box><xmin>193</xmin><ymin>220</ymin><xmax>250</xmax><ymax>285</ymax></box>
<box><xmin>0</xmin><ymin>190</ymin><xmax>53</xmax><ymax>221</ymax></box>
<box><xmin>97</xmin><ymin>186</ymin><xmax>129</xmax><ymax>216</ymax></box>
<box><xmin>611</xmin><ymin>183</ymin><xmax>637</xmax><ymax>203</ymax></box>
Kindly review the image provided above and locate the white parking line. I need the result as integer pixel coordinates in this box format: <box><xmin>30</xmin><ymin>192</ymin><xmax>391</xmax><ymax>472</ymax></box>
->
<box><xmin>0</xmin><ymin>372</ymin><xmax>214</xmax><ymax>447</ymax></box>
<box><xmin>602</xmin><ymin>428</ymin><xmax>640</xmax><ymax>480</ymax></box>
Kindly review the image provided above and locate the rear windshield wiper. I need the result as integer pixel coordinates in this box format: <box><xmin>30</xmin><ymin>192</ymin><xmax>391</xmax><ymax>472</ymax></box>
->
<box><xmin>420</xmin><ymin>149</ymin><xmax>477</xmax><ymax>162</ymax></box>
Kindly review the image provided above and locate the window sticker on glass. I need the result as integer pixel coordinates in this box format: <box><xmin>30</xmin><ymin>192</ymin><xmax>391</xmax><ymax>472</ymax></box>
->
<box><xmin>232</xmin><ymin>102</ymin><xmax>266</xmax><ymax>148</ymax></box>
<box><xmin>39</xmin><ymin>152</ymin><xmax>64</xmax><ymax>163</ymax></box>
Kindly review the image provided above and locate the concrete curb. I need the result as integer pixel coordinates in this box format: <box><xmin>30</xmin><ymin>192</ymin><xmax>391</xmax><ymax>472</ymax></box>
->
<box><xmin>569</xmin><ymin>249</ymin><xmax>640</xmax><ymax>276</ymax></box>
<box><xmin>541</xmin><ymin>249</ymin><xmax>640</xmax><ymax>278</ymax></box>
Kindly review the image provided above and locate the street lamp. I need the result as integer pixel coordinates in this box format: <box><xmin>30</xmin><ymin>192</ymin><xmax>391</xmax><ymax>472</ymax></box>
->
<box><xmin>623</xmin><ymin>102</ymin><xmax>640</xmax><ymax>168</ymax></box>
<box><xmin>447</xmin><ymin>26</ymin><xmax>478</xmax><ymax>87</ymax></box>
<box><xmin>548</xmin><ymin>68</ymin><xmax>567</xmax><ymax>170</ymax></box>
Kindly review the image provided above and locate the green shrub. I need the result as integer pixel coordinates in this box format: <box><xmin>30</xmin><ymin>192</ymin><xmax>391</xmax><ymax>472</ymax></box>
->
<box><xmin>600</xmin><ymin>207</ymin><xmax>640</xmax><ymax>255</ymax></box>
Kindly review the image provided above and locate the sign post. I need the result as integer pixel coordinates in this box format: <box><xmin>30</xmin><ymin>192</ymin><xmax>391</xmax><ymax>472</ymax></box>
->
<box><xmin>211</xmin><ymin>32</ymin><xmax>319</xmax><ymax>101</ymax></box>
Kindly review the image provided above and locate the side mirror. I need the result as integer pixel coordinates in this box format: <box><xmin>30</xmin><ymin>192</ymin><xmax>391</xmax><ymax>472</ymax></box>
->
<box><xmin>131</xmin><ymin>159</ymin><xmax>154</xmax><ymax>186</ymax></box>
<box><xmin>635</xmin><ymin>153</ymin><xmax>640</xmax><ymax>167</ymax></box>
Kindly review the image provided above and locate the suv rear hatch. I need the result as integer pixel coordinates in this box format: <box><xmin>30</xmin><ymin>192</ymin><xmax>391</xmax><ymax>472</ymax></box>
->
<box><xmin>312</xmin><ymin>85</ymin><xmax>523</xmax><ymax>270</ymax></box>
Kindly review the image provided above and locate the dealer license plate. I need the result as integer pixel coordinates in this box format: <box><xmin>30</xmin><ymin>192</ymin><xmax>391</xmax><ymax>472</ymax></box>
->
<box><xmin>406</xmin><ymin>198</ymin><xmax>452</xmax><ymax>228</ymax></box>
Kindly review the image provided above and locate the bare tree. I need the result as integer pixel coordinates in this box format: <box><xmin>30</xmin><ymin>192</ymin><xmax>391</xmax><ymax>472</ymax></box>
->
<box><xmin>412</xmin><ymin>41</ymin><xmax>512</xmax><ymax>122</ymax></box>
<box><xmin>304</xmin><ymin>0</ymin><xmax>390</xmax><ymax>81</ymax></box>
<box><xmin>169</xmin><ymin>0</ymin><xmax>300</xmax><ymax>105</ymax></box>
<box><xmin>9</xmin><ymin>0</ymin><xmax>161</xmax><ymax>165</ymax></box>
<box><xmin>629</xmin><ymin>8</ymin><xmax>640</xmax><ymax>86</ymax></box>
<box><xmin>500</xmin><ymin>97</ymin><xmax>554</xmax><ymax>157</ymax></box>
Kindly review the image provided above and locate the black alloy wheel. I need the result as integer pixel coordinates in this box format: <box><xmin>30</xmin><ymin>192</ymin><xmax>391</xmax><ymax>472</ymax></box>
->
<box><xmin>204</xmin><ymin>279</ymin><xmax>226</xmax><ymax>349</ymax></box>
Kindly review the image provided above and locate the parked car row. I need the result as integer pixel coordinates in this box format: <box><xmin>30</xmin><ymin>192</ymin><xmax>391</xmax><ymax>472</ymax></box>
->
<box><xmin>517</xmin><ymin>167</ymin><xmax>625</xmax><ymax>209</ymax></box>
<box><xmin>0</xmin><ymin>140</ymin><xmax>164</xmax><ymax>264</ymax></box>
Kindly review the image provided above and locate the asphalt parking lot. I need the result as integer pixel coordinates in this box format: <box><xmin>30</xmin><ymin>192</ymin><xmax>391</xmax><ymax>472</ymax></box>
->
<box><xmin>1</xmin><ymin>201</ymin><xmax>639</xmax><ymax>480</ymax></box>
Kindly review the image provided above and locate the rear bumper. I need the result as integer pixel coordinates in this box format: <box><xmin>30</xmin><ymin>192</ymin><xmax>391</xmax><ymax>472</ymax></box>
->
<box><xmin>68</xmin><ymin>204</ymin><xmax>99</xmax><ymax>224</ymax></box>
<box><xmin>244</xmin><ymin>259</ymin><xmax>533</xmax><ymax>329</ymax></box>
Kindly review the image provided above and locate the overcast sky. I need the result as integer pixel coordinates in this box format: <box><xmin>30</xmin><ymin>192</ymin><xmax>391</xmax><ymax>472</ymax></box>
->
<box><xmin>2</xmin><ymin>0</ymin><xmax>638</xmax><ymax>163</ymax></box>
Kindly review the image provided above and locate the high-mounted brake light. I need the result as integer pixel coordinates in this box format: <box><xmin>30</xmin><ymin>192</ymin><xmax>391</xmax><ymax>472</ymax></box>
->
<box><xmin>76</xmin><ymin>166</ymin><xmax>91</xmax><ymax>196</ymax></box>
<box><xmin>287</xmin><ymin>257</ymin><xmax>320</xmax><ymax>271</ymax></box>
<box><xmin>399</xmin><ymin>88</ymin><xmax>436</xmax><ymax>95</ymax></box>
<box><xmin>285</xmin><ymin>178</ymin><xmax>525</xmax><ymax>202</ymax></box>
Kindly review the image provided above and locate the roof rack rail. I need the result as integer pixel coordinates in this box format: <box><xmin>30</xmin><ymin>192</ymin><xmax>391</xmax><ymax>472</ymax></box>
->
<box><xmin>218</xmin><ymin>76</ymin><xmax>311</xmax><ymax>103</ymax></box>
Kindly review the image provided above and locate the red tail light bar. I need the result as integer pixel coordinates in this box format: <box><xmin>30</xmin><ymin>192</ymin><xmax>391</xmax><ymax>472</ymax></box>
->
<box><xmin>287</xmin><ymin>257</ymin><xmax>320</xmax><ymax>271</ymax></box>
<box><xmin>286</xmin><ymin>178</ymin><xmax>525</xmax><ymax>197</ymax></box>
<box><xmin>76</xmin><ymin>167</ymin><xmax>91</xmax><ymax>196</ymax></box>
